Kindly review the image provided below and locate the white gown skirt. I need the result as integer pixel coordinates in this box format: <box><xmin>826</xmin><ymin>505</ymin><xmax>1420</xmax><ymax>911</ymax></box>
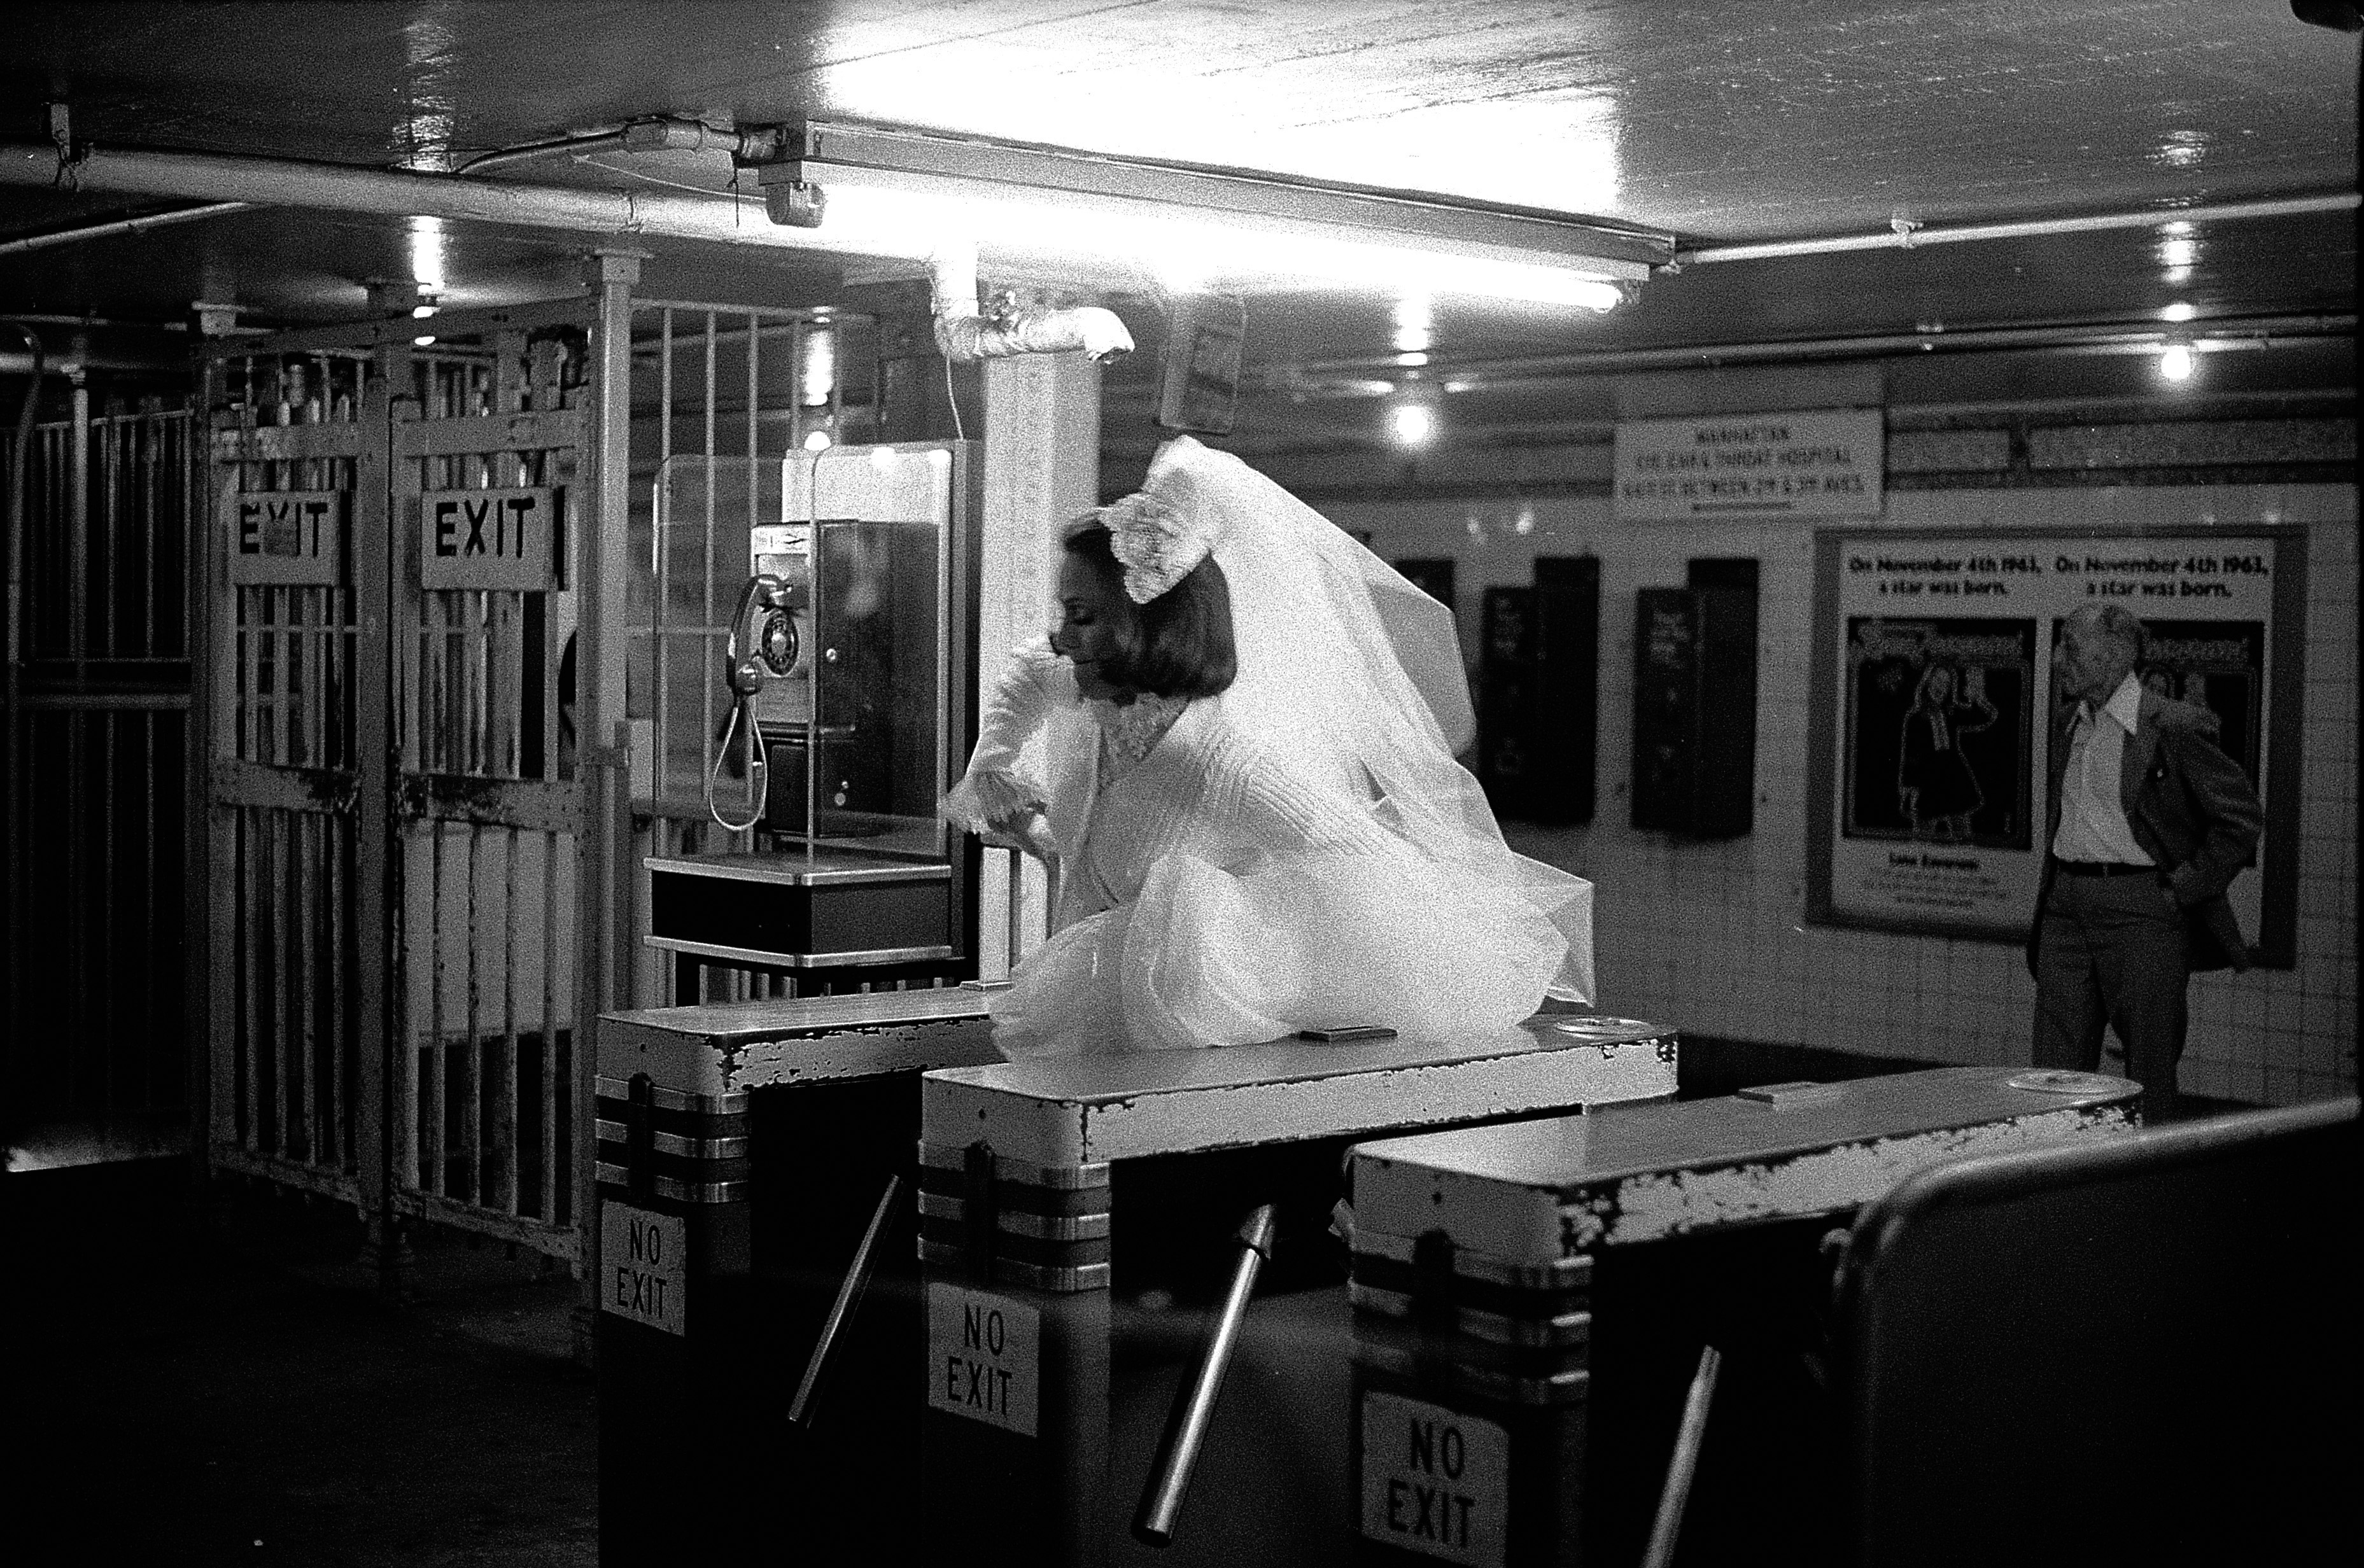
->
<box><xmin>990</xmin><ymin>843</ymin><xmax>1573</xmax><ymax>1058</ymax></box>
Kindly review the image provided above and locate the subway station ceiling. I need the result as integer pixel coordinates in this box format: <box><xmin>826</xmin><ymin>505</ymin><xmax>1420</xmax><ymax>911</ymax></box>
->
<box><xmin>1</xmin><ymin>1</ymin><xmax>2356</xmax><ymax>453</ymax></box>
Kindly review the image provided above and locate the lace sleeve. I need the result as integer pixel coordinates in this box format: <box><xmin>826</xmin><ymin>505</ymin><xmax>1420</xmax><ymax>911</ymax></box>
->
<box><xmin>941</xmin><ymin>638</ymin><xmax>1070</xmax><ymax>834</ymax></box>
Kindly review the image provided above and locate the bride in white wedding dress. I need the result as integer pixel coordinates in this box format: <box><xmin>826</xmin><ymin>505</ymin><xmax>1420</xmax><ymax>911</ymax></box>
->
<box><xmin>942</xmin><ymin>435</ymin><xmax>1593</xmax><ymax>1058</ymax></box>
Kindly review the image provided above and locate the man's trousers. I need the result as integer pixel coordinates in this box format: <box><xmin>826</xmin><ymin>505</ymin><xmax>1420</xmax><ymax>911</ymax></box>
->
<box><xmin>2032</xmin><ymin>869</ymin><xmax>2189</xmax><ymax>1122</ymax></box>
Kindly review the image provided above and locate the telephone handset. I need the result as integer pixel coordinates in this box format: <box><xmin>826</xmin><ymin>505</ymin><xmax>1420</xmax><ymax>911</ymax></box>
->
<box><xmin>707</xmin><ymin>573</ymin><xmax>792</xmax><ymax>832</ymax></box>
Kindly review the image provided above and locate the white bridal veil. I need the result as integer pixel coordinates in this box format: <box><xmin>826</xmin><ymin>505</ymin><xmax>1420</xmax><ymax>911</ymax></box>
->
<box><xmin>1135</xmin><ymin>437</ymin><xmax>1594</xmax><ymax>1003</ymax></box>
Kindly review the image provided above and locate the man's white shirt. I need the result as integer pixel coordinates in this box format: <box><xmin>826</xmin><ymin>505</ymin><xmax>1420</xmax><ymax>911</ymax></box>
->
<box><xmin>2052</xmin><ymin>672</ymin><xmax>2153</xmax><ymax>866</ymax></box>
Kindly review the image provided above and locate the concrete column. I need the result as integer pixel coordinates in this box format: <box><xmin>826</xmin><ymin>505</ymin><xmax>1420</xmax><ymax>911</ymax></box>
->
<box><xmin>975</xmin><ymin>351</ymin><xmax>1100</xmax><ymax>977</ymax></box>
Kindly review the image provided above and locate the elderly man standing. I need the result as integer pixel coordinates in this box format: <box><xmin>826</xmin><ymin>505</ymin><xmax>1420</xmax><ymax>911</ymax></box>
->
<box><xmin>2029</xmin><ymin>603</ymin><xmax>2264</xmax><ymax>1120</ymax></box>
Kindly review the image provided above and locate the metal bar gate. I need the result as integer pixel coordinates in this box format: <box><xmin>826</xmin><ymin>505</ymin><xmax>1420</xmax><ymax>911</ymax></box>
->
<box><xmin>3</xmin><ymin>402</ymin><xmax>197</xmax><ymax>1163</ymax></box>
<box><xmin>202</xmin><ymin>300</ymin><xmax>595</xmax><ymax>1265</ymax></box>
<box><xmin>199</xmin><ymin>281</ymin><xmax>868</xmax><ymax>1270</ymax></box>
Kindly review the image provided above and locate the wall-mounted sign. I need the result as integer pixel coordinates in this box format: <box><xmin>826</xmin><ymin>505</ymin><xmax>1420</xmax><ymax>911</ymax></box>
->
<box><xmin>225</xmin><ymin>487</ymin><xmax>347</xmax><ymax>584</ymax></box>
<box><xmin>599</xmin><ymin>1201</ymin><xmax>686</xmax><ymax>1336</ymax></box>
<box><xmin>1615</xmin><ymin>408</ymin><xmax>1883</xmax><ymax>521</ymax></box>
<box><xmin>925</xmin><ymin>1281</ymin><xmax>1039</xmax><ymax>1435</ymax></box>
<box><xmin>1806</xmin><ymin>526</ymin><xmax>2305</xmax><ymax>962</ymax></box>
<box><xmin>420</xmin><ymin>486</ymin><xmax>559</xmax><ymax>591</ymax></box>
<box><xmin>1358</xmin><ymin>1389</ymin><xmax>1510</xmax><ymax>1568</ymax></box>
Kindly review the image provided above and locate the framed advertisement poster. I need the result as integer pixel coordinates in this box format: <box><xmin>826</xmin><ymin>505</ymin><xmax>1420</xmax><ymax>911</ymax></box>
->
<box><xmin>1806</xmin><ymin>527</ymin><xmax>2305</xmax><ymax>964</ymax></box>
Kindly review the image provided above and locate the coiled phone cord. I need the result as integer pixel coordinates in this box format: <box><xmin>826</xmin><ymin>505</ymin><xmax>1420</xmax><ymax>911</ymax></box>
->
<box><xmin>706</xmin><ymin>573</ymin><xmax>786</xmax><ymax>833</ymax></box>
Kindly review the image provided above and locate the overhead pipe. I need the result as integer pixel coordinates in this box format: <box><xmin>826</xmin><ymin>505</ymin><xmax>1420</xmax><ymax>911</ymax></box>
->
<box><xmin>0</xmin><ymin>141</ymin><xmax>932</xmax><ymax>266</ymax></box>
<box><xmin>926</xmin><ymin>240</ymin><xmax>1132</xmax><ymax>362</ymax></box>
<box><xmin>1</xmin><ymin>350</ymin><xmax>192</xmax><ymax>377</ymax></box>
<box><xmin>1254</xmin><ymin>311</ymin><xmax>2358</xmax><ymax>395</ymax></box>
<box><xmin>0</xmin><ymin>201</ymin><xmax>251</xmax><ymax>258</ymax></box>
<box><xmin>1673</xmin><ymin>192</ymin><xmax>2361</xmax><ymax>267</ymax></box>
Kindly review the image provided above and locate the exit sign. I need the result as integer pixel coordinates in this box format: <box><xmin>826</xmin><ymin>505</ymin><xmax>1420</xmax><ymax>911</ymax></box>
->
<box><xmin>419</xmin><ymin>486</ymin><xmax>559</xmax><ymax>591</ymax></box>
<box><xmin>226</xmin><ymin>487</ymin><xmax>346</xmax><ymax>585</ymax></box>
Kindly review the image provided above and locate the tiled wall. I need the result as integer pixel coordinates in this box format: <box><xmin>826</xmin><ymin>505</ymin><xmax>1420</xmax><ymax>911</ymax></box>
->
<box><xmin>1322</xmin><ymin>482</ymin><xmax>2356</xmax><ymax>1109</ymax></box>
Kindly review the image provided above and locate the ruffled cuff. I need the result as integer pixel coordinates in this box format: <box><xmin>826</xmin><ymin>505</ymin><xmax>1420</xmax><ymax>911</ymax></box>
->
<box><xmin>940</xmin><ymin>766</ymin><xmax>1048</xmax><ymax>838</ymax></box>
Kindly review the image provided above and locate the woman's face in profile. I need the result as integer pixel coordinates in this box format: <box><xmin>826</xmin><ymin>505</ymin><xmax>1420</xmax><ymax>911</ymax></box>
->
<box><xmin>1927</xmin><ymin>666</ymin><xmax>1953</xmax><ymax>701</ymax></box>
<box><xmin>1053</xmin><ymin>552</ymin><xmax>1136</xmax><ymax>702</ymax></box>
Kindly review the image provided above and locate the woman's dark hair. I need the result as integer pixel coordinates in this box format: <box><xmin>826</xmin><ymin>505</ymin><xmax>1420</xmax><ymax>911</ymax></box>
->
<box><xmin>1063</xmin><ymin>524</ymin><xmax>1236</xmax><ymax>699</ymax></box>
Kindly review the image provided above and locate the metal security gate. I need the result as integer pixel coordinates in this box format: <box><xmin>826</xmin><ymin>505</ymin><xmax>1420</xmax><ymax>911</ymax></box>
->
<box><xmin>202</xmin><ymin>298</ymin><xmax>594</xmax><ymax>1266</ymax></box>
<box><xmin>3</xmin><ymin>403</ymin><xmax>199</xmax><ymax>1160</ymax></box>
<box><xmin>389</xmin><ymin>312</ymin><xmax>588</xmax><ymax>1256</ymax></box>
<box><xmin>201</xmin><ymin>349</ymin><xmax>369</xmax><ymax>1212</ymax></box>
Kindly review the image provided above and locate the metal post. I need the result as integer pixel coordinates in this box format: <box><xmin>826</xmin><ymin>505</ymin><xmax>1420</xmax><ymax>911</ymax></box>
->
<box><xmin>186</xmin><ymin>355</ymin><xmax>220</xmax><ymax>1197</ymax></box>
<box><xmin>575</xmin><ymin>247</ymin><xmax>644</xmax><ymax>1355</ymax></box>
<box><xmin>353</xmin><ymin>347</ymin><xmax>402</xmax><ymax>1289</ymax></box>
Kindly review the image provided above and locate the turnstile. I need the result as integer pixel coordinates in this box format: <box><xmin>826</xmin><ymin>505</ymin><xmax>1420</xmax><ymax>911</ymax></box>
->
<box><xmin>1344</xmin><ymin>1067</ymin><xmax>2142</xmax><ymax>1566</ymax></box>
<box><xmin>911</xmin><ymin>1014</ymin><xmax>1683</xmax><ymax>1567</ymax></box>
<box><xmin>593</xmin><ymin>987</ymin><xmax>1000</xmax><ymax>1566</ymax></box>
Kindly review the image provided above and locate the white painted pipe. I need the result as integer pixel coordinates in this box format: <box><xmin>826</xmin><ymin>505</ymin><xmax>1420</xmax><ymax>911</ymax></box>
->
<box><xmin>0</xmin><ymin>201</ymin><xmax>251</xmax><ymax>257</ymax></box>
<box><xmin>0</xmin><ymin>141</ymin><xmax>931</xmax><ymax>265</ymax></box>
<box><xmin>927</xmin><ymin>241</ymin><xmax>1132</xmax><ymax>362</ymax></box>
<box><xmin>1256</xmin><ymin>311</ymin><xmax>2356</xmax><ymax>391</ymax></box>
<box><xmin>1675</xmin><ymin>192</ymin><xmax>2361</xmax><ymax>267</ymax></box>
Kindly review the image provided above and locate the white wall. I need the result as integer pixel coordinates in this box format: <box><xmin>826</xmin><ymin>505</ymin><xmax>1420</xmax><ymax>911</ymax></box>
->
<box><xmin>1326</xmin><ymin>482</ymin><xmax>2356</xmax><ymax>1109</ymax></box>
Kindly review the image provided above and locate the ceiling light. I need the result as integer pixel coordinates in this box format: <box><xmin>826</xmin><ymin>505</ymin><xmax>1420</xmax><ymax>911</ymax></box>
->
<box><xmin>1390</xmin><ymin>402</ymin><xmax>1439</xmax><ymax>447</ymax></box>
<box><xmin>408</xmin><ymin>215</ymin><xmax>447</xmax><ymax>291</ymax></box>
<box><xmin>803</xmin><ymin>429</ymin><xmax>833</xmax><ymax>451</ymax></box>
<box><xmin>412</xmin><ymin>301</ymin><xmax>439</xmax><ymax>319</ymax></box>
<box><xmin>2160</xmin><ymin>301</ymin><xmax>2195</xmax><ymax>323</ymax></box>
<box><xmin>2158</xmin><ymin>344</ymin><xmax>2195</xmax><ymax>381</ymax></box>
<box><xmin>1392</xmin><ymin>293</ymin><xmax>1435</xmax><ymax>353</ymax></box>
<box><xmin>2158</xmin><ymin>237</ymin><xmax>2197</xmax><ymax>269</ymax></box>
<box><xmin>747</xmin><ymin>121</ymin><xmax>1666</xmax><ymax>309</ymax></box>
<box><xmin>413</xmin><ymin>333</ymin><xmax>437</xmax><ymax>347</ymax></box>
<box><xmin>801</xmin><ymin>328</ymin><xmax>835</xmax><ymax>407</ymax></box>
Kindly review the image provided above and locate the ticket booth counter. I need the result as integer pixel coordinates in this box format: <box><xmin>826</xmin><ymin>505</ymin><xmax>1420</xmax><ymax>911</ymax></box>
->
<box><xmin>913</xmin><ymin>1014</ymin><xmax>1680</xmax><ymax>1568</ymax></box>
<box><xmin>1343</xmin><ymin>1067</ymin><xmax>2142</xmax><ymax>1567</ymax></box>
<box><xmin>593</xmin><ymin>987</ymin><xmax>1001</xmax><ymax>1567</ymax></box>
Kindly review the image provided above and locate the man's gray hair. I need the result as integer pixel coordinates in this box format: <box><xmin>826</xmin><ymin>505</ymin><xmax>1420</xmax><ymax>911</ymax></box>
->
<box><xmin>2074</xmin><ymin>601</ymin><xmax>2149</xmax><ymax>661</ymax></box>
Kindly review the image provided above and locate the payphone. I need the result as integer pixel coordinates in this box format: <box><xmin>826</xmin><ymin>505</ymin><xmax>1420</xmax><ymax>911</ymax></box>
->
<box><xmin>643</xmin><ymin>441</ymin><xmax>979</xmax><ymax>992</ymax></box>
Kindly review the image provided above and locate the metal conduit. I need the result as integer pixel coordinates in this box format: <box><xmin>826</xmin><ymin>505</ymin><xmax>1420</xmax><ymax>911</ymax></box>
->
<box><xmin>1255</xmin><ymin>311</ymin><xmax>2358</xmax><ymax>393</ymax></box>
<box><xmin>0</xmin><ymin>201</ymin><xmax>251</xmax><ymax>258</ymax></box>
<box><xmin>0</xmin><ymin>143</ymin><xmax>929</xmax><ymax>265</ymax></box>
<box><xmin>1674</xmin><ymin>192</ymin><xmax>2361</xmax><ymax>267</ymax></box>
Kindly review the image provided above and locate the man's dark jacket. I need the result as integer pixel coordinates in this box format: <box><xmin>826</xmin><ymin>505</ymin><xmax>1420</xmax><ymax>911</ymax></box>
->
<box><xmin>2026</xmin><ymin>690</ymin><xmax>2265</xmax><ymax>976</ymax></box>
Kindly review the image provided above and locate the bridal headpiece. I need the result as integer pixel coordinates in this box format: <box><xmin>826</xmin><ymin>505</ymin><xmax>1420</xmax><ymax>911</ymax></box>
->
<box><xmin>1086</xmin><ymin>461</ymin><xmax>1217</xmax><ymax>605</ymax></box>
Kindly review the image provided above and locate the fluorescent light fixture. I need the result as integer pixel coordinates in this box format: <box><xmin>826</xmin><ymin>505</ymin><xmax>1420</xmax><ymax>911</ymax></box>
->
<box><xmin>2158</xmin><ymin>344</ymin><xmax>2195</xmax><ymax>381</ymax></box>
<box><xmin>409</xmin><ymin>215</ymin><xmax>447</xmax><ymax>291</ymax></box>
<box><xmin>1393</xmin><ymin>293</ymin><xmax>1435</xmax><ymax>353</ymax></box>
<box><xmin>1390</xmin><ymin>402</ymin><xmax>1439</xmax><ymax>446</ymax></box>
<box><xmin>2160</xmin><ymin>301</ymin><xmax>2196</xmax><ymax>323</ymax></box>
<box><xmin>800</xmin><ymin>329</ymin><xmax>835</xmax><ymax>407</ymax></box>
<box><xmin>2158</xmin><ymin>236</ymin><xmax>2198</xmax><ymax>269</ymax></box>
<box><xmin>758</xmin><ymin>121</ymin><xmax>1667</xmax><ymax>309</ymax></box>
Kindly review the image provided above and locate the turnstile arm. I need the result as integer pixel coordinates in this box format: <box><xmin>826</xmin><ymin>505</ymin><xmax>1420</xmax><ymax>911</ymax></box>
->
<box><xmin>786</xmin><ymin>1173</ymin><xmax>903</xmax><ymax>1429</ymax></box>
<box><xmin>1131</xmin><ymin>1203</ymin><xmax>1279</xmax><ymax>1548</ymax></box>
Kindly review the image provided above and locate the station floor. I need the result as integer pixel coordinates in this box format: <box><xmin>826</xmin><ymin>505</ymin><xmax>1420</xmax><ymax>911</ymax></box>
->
<box><xmin>8</xmin><ymin>1044</ymin><xmax>2245</xmax><ymax>1567</ymax></box>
